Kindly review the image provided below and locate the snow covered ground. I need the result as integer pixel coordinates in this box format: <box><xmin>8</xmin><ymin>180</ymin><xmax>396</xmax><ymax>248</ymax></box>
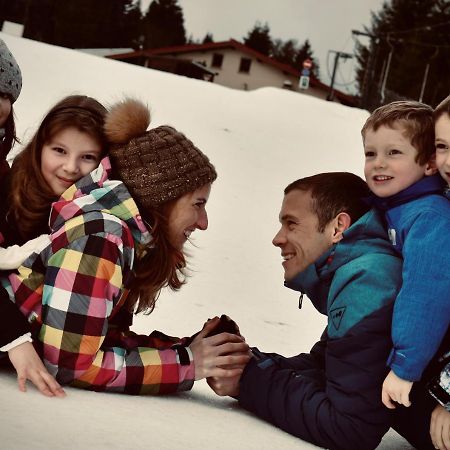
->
<box><xmin>0</xmin><ymin>34</ymin><xmax>414</xmax><ymax>449</ymax></box>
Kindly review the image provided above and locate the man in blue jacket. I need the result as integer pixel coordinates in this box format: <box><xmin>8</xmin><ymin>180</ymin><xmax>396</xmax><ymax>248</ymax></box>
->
<box><xmin>208</xmin><ymin>172</ymin><xmax>402</xmax><ymax>450</ymax></box>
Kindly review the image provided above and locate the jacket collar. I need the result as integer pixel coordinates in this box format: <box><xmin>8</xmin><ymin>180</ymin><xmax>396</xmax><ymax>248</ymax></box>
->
<box><xmin>284</xmin><ymin>208</ymin><xmax>394</xmax><ymax>314</ymax></box>
<box><xmin>367</xmin><ymin>174</ymin><xmax>445</xmax><ymax>211</ymax></box>
<box><xmin>49</xmin><ymin>157</ymin><xmax>151</xmax><ymax>247</ymax></box>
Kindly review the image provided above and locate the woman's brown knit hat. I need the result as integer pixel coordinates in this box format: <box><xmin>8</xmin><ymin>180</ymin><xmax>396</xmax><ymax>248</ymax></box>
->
<box><xmin>104</xmin><ymin>98</ymin><xmax>217</xmax><ymax>209</ymax></box>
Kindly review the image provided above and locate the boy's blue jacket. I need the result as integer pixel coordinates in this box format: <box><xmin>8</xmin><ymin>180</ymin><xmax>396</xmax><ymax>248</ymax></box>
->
<box><xmin>371</xmin><ymin>175</ymin><xmax>450</xmax><ymax>381</ymax></box>
<box><xmin>238</xmin><ymin>209</ymin><xmax>402</xmax><ymax>450</ymax></box>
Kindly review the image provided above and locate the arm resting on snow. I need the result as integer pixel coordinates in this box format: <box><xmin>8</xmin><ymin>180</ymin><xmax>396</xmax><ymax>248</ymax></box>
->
<box><xmin>39</xmin><ymin>234</ymin><xmax>194</xmax><ymax>394</ymax></box>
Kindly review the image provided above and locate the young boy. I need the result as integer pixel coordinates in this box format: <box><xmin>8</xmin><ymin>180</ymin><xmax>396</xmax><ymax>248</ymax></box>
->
<box><xmin>435</xmin><ymin>94</ymin><xmax>450</xmax><ymax>196</ymax></box>
<box><xmin>361</xmin><ymin>101</ymin><xmax>450</xmax><ymax>412</ymax></box>
<box><xmin>426</xmin><ymin>95</ymin><xmax>450</xmax><ymax>449</ymax></box>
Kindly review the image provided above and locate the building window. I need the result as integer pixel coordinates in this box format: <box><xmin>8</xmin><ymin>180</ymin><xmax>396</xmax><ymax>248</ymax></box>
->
<box><xmin>239</xmin><ymin>57</ymin><xmax>251</xmax><ymax>73</ymax></box>
<box><xmin>211</xmin><ymin>53</ymin><xmax>223</xmax><ymax>68</ymax></box>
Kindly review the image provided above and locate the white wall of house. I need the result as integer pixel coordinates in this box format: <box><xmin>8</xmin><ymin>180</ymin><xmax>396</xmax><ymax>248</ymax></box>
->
<box><xmin>163</xmin><ymin>48</ymin><xmax>299</xmax><ymax>92</ymax></box>
<box><xmin>156</xmin><ymin>47</ymin><xmax>343</xmax><ymax>103</ymax></box>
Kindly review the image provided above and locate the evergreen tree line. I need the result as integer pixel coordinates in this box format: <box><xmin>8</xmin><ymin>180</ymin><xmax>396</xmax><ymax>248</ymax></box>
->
<box><xmin>0</xmin><ymin>1</ymin><xmax>320</xmax><ymax>78</ymax></box>
<box><xmin>0</xmin><ymin>0</ymin><xmax>185</xmax><ymax>50</ymax></box>
<box><xmin>356</xmin><ymin>0</ymin><xmax>450</xmax><ymax>110</ymax></box>
<box><xmin>2</xmin><ymin>0</ymin><xmax>448</xmax><ymax>106</ymax></box>
<box><xmin>243</xmin><ymin>22</ymin><xmax>320</xmax><ymax>78</ymax></box>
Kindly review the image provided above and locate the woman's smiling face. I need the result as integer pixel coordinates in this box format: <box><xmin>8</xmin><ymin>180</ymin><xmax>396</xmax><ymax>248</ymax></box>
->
<box><xmin>167</xmin><ymin>183</ymin><xmax>212</xmax><ymax>250</ymax></box>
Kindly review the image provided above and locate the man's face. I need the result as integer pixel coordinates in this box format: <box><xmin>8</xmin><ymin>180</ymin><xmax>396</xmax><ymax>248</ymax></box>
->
<box><xmin>272</xmin><ymin>189</ymin><xmax>336</xmax><ymax>281</ymax></box>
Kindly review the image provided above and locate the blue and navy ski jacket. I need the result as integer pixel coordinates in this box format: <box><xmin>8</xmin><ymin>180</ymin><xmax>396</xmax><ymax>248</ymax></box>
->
<box><xmin>238</xmin><ymin>208</ymin><xmax>402</xmax><ymax>450</ymax></box>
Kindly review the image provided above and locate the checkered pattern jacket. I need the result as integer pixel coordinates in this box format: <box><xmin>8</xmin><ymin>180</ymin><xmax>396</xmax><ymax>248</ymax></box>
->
<box><xmin>4</xmin><ymin>158</ymin><xmax>195</xmax><ymax>394</ymax></box>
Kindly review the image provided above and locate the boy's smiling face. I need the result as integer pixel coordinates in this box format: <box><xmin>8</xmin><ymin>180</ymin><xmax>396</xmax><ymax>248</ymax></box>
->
<box><xmin>363</xmin><ymin>123</ymin><xmax>434</xmax><ymax>198</ymax></box>
<box><xmin>435</xmin><ymin>114</ymin><xmax>450</xmax><ymax>187</ymax></box>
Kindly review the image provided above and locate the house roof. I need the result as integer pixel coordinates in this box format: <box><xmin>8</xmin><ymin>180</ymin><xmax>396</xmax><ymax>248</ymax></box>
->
<box><xmin>108</xmin><ymin>39</ymin><xmax>300</xmax><ymax>77</ymax></box>
<box><xmin>107</xmin><ymin>40</ymin><xmax>357</xmax><ymax>106</ymax></box>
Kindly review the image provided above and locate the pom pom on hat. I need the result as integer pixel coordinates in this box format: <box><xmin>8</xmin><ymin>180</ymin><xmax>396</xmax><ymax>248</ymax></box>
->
<box><xmin>105</xmin><ymin>98</ymin><xmax>217</xmax><ymax>209</ymax></box>
<box><xmin>104</xmin><ymin>98</ymin><xmax>150</xmax><ymax>144</ymax></box>
<box><xmin>0</xmin><ymin>38</ymin><xmax>22</xmax><ymax>103</ymax></box>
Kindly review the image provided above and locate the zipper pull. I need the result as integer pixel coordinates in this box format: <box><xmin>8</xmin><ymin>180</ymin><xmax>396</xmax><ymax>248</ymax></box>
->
<box><xmin>298</xmin><ymin>292</ymin><xmax>304</xmax><ymax>309</ymax></box>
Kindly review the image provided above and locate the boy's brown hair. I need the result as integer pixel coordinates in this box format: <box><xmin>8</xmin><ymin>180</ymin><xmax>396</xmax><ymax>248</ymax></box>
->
<box><xmin>434</xmin><ymin>94</ymin><xmax>450</xmax><ymax>122</ymax></box>
<box><xmin>361</xmin><ymin>101</ymin><xmax>434</xmax><ymax>166</ymax></box>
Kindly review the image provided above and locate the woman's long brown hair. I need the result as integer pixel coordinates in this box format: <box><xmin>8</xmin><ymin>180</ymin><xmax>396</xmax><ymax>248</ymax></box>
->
<box><xmin>126</xmin><ymin>199</ymin><xmax>187</xmax><ymax>314</ymax></box>
<box><xmin>8</xmin><ymin>95</ymin><xmax>107</xmax><ymax>241</ymax></box>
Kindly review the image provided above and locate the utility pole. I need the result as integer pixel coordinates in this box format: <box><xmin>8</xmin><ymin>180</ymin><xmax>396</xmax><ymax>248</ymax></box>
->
<box><xmin>352</xmin><ymin>30</ymin><xmax>377</xmax><ymax>110</ymax></box>
<box><xmin>380</xmin><ymin>34</ymin><xmax>395</xmax><ymax>104</ymax></box>
<box><xmin>419</xmin><ymin>47</ymin><xmax>438</xmax><ymax>103</ymax></box>
<box><xmin>327</xmin><ymin>51</ymin><xmax>353</xmax><ymax>101</ymax></box>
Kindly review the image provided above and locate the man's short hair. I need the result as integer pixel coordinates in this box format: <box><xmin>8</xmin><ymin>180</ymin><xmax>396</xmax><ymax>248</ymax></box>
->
<box><xmin>285</xmin><ymin>172</ymin><xmax>371</xmax><ymax>232</ymax></box>
<box><xmin>434</xmin><ymin>94</ymin><xmax>450</xmax><ymax>122</ymax></box>
<box><xmin>361</xmin><ymin>101</ymin><xmax>434</xmax><ymax>166</ymax></box>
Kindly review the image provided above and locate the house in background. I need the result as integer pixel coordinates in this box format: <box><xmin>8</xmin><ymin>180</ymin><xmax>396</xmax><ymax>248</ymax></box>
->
<box><xmin>107</xmin><ymin>39</ymin><xmax>356</xmax><ymax>107</ymax></box>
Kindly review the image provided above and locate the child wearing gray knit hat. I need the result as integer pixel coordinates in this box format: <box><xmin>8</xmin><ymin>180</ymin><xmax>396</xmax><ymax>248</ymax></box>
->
<box><xmin>0</xmin><ymin>38</ymin><xmax>22</xmax><ymax>104</ymax></box>
<box><xmin>0</xmin><ymin>38</ymin><xmax>22</xmax><ymax>176</ymax></box>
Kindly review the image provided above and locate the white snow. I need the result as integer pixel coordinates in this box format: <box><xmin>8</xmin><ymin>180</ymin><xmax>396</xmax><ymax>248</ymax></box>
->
<box><xmin>0</xmin><ymin>33</ymin><xmax>413</xmax><ymax>449</ymax></box>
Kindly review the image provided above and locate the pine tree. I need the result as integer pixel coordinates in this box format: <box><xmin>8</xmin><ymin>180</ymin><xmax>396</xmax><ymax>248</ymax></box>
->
<box><xmin>0</xmin><ymin>0</ymin><xmax>28</xmax><ymax>29</ymax></box>
<box><xmin>120</xmin><ymin>0</ymin><xmax>143</xmax><ymax>49</ymax></box>
<box><xmin>295</xmin><ymin>39</ymin><xmax>319</xmax><ymax>78</ymax></box>
<box><xmin>20</xmin><ymin>0</ymin><xmax>141</xmax><ymax>49</ymax></box>
<box><xmin>142</xmin><ymin>0</ymin><xmax>186</xmax><ymax>49</ymax></box>
<box><xmin>271</xmin><ymin>38</ymin><xmax>319</xmax><ymax>78</ymax></box>
<box><xmin>272</xmin><ymin>39</ymin><xmax>297</xmax><ymax>66</ymax></box>
<box><xmin>18</xmin><ymin>0</ymin><xmax>56</xmax><ymax>44</ymax></box>
<box><xmin>202</xmin><ymin>33</ymin><xmax>214</xmax><ymax>44</ymax></box>
<box><xmin>243</xmin><ymin>22</ymin><xmax>272</xmax><ymax>56</ymax></box>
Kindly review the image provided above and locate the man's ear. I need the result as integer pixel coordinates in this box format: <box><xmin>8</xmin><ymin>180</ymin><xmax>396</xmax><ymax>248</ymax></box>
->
<box><xmin>331</xmin><ymin>212</ymin><xmax>351</xmax><ymax>244</ymax></box>
<box><xmin>424</xmin><ymin>154</ymin><xmax>438</xmax><ymax>176</ymax></box>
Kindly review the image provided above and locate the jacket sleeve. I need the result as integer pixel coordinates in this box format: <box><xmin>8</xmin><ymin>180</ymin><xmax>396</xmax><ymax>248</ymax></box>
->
<box><xmin>0</xmin><ymin>235</ymin><xmax>51</xmax><ymax>270</ymax></box>
<box><xmin>37</xmin><ymin>232</ymin><xmax>195</xmax><ymax>395</ymax></box>
<box><xmin>238</xmin><ymin>256</ymin><xmax>399</xmax><ymax>450</ymax></box>
<box><xmin>251</xmin><ymin>332</ymin><xmax>327</xmax><ymax>373</ymax></box>
<box><xmin>389</xmin><ymin>211</ymin><xmax>450</xmax><ymax>381</ymax></box>
<box><xmin>0</xmin><ymin>284</ymin><xmax>30</xmax><ymax>348</ymax></box>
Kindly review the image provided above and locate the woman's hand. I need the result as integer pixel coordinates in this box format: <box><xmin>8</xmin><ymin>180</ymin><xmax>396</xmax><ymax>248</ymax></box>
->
<box><xmin>8</xmin><ymin>341</ymin><xmax>66</xmax><ymax>397</ymax></box>
<box><xmin>189</xmin><ymin>317</ymin><xmax>251</xmax><ymax>380</ymax></box>
<box><xmin>430</xmin><ymin>404</ymin><xmax>450</xmax><ymax>450</ymax></box>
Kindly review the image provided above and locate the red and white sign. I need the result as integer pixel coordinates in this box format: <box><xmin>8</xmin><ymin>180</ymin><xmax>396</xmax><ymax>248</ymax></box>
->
<box><xmin>303</xmin><ymin>58</ymin><xmax>313</xmax><ymax>69</ymax></box>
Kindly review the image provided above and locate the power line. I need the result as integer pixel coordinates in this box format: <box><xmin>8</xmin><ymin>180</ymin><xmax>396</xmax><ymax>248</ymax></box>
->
<box><xmin>326</xmin><ymin>49</ymin><xmax>356</xmax><ymax>88</ymax></box>
<box><xmin>390</xmin><ymin>39</ymin><xmax>450</xmax><ymax>49</ymax></box>
<box><xmin>327</xmin><ymin>51</ymin><xmax>353</xmax><ymax>101</ymax></box>
<box><xmin>377</xmin><ymin>19</ymin><xmax>450</xmax><ymax>37</ymax></box>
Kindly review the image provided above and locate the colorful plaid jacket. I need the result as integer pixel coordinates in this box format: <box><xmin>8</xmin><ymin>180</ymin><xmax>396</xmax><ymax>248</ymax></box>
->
<box><xmin>3</xmin><ymin>158</ymin><xmax>195</xmax><ymax>394</ymax></box>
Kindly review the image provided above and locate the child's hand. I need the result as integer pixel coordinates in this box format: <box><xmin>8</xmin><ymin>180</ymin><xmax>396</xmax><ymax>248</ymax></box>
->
<box><xmin>8</xmin><ymin>341</ymin><xmax>66</xmax><ymax>398</ymax></box>
<box><xmin>382</xmin><ymin>370</ymin><xmax>413</xmax><ymax>408</ymax></box>
<box><xmin>430</xmin><ymin>404</ymin><xmax>450</xmax><ymax>450</ymax></box>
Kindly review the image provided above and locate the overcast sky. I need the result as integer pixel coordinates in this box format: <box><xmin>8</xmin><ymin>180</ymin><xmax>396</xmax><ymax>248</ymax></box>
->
<box><xmin>141</xmin><ymin>0</ymin><xmax>385</xmax><ymax>92</ymax></box>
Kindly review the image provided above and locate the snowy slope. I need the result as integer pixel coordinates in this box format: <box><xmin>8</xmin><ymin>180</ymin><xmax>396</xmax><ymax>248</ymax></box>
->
<box><xmin>0</xmin><ymin>33</ymin><xmax>413</xmax><ymax>450</ymax></box>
